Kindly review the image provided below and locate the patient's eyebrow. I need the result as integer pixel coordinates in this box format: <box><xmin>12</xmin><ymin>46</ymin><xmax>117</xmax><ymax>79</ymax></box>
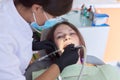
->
<box><xmin>56</xmin><ymin>29</ymin><xmax>73</xmax><ymax>34</ymax></box>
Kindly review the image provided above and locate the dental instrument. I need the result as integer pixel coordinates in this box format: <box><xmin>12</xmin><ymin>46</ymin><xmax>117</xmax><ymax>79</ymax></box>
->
<box><xmin>77</xmin><ymin>45</ymin><xmax>87</xmax><ymax>80</ymax></box>
<box><xmin>37</xmin><ymin>50</ymin><xmax>61</xmax><ymax>61</ymax></box>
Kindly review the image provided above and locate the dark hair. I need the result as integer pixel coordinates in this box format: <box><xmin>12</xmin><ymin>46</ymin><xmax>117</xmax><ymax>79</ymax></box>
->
<box><xmin>46</xmin><ymin>21</ymin><xmax>86</xmax><ymax>63</ymax></box>
<box><xmin>14</xmin><ymin>0</ymin><xmax>73</xmax><ymax>16</ymax></box>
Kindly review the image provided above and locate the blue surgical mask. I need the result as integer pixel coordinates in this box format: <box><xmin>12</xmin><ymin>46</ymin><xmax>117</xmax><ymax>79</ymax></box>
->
<box><xmin>31</xmin><ymin>12</ymin><xmax>64</xmax><ymax>33</ymax></box>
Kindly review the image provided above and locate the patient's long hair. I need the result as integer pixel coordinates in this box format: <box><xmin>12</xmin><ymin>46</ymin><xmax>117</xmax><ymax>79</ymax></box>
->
<box><xmin>46</xmin><ymin>21</ymin><xmax>86</xmax><ymax>63</ymax></box>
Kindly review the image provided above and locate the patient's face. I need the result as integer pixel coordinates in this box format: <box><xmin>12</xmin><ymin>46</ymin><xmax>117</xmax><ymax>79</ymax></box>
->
<box><xmin>54</xmin><ymin>24</ymin><xmax>80</xmax><ymax>54</ymax></box>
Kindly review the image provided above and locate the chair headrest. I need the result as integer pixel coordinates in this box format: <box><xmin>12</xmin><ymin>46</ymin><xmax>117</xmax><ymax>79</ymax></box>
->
<box><xmin>86</xmin><ymin>55</ymin><xmax>105</xmax><ymax>65</ymax></box>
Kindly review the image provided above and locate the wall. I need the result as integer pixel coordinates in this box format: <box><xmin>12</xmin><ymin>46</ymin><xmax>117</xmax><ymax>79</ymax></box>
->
<box><xmin>97</xmin><ymin>8</ymin><xmax>120</xmax><ymax>62</ymax></box>
<box><xmin>72</xmin><ymin>0</ymin><xmax>120</xmax><ymax>62</ymax></box>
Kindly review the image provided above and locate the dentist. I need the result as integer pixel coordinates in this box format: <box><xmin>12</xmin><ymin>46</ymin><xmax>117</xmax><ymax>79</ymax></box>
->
<box><xmin>0</xmin><ymin>0</ymin><xmax>79</xmax><ymax>80</ymax></box>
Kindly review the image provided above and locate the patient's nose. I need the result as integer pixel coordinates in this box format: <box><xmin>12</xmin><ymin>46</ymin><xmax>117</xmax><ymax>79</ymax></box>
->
<box><xmin>64</xmin><ymin>35</ymin><xmax>70</xmax><ymax>41</ymax></box>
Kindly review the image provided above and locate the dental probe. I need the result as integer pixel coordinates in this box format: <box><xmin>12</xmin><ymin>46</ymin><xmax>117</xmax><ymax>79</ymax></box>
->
<box><xmin>37</xmin><ymin>50</ymin><xmax>61</xmax><ymax>61</ymax></box>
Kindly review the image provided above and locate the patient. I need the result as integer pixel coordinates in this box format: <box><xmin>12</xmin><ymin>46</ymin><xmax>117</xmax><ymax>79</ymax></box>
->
<box><xmin>28</xmin><ymin>21</ymin><xmax>120</xmax><ymax>80</ymax></box>
<box><xmin>45</xmin><ymin>21</ymin><xmax>85</xmax><ymax>64</ymax></box>
<box><xmin>25</xmin><ymin>21</ymin><xmax>85</xmax><ymax>80</ymax></box>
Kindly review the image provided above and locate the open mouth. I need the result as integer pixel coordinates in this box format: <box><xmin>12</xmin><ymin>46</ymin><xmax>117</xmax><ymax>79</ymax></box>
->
<box><xmin>63</xmin><ymin>43</ymin><xmax>73</xmax><ymax>49</ymax></box>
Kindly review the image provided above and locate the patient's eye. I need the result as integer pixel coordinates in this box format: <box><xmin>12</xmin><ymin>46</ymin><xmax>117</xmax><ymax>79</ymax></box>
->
<box><xmin>69</xmin><ymin>32</ymin><xmax>77</xmax><ymax>36</ymax></box>
<box><xmin>56</xmin><ymin>34</ymin><xmax>65</xmax><ymax>39</ymax></box>
<box><xmin>57</xmin><ymin>36</ymin><xmax>63</xmax><ymax>39</ymax></box>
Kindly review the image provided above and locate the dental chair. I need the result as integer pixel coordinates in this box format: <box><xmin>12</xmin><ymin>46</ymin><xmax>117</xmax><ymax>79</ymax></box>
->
<box><xmin>86</xmin><ymin>55</ymin><xmax>105</xmax><ymax>65</ymax></box>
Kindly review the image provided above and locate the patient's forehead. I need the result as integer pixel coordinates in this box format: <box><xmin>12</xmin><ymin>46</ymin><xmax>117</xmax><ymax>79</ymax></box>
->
<box><xmin>54</xmin><ymin>24</ymin><xmax>75</xmax><ymax>35</ymax></box>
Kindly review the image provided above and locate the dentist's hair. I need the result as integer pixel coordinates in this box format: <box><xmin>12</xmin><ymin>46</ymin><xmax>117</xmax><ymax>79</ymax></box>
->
<box><xmin>14</xmin><ymin>0</ymin><xmax>73</xmax><ymax>16</ymax></box>
<box><xmin>46</xmin><ymin>21</ymin><xmax>86</xmax><ymax>63</ymax></box>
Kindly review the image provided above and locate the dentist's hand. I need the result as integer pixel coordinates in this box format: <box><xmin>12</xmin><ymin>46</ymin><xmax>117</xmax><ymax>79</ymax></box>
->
<box><xmin>54</xmin><ymin>44</ymin><xmax>79</xmax><ymax>72</ymax></box>
<box><xmin>32</xmin><ymin>40</ymin><xmax>56</xmax><ymax>51</ymax></box>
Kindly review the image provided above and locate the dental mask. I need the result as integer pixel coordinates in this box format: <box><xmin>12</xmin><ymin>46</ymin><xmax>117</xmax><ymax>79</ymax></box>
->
<box><xmin>31</xmin><ymin>12</ymin><xmax>64</xmax><ymax>32</ymax></box>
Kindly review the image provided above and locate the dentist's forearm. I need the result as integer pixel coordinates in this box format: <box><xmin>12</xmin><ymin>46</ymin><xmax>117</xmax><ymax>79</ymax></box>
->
<box><xmin>35</xmin><ymin>64</ymin><xmax>60</xmax><ymax>80</ymax></box>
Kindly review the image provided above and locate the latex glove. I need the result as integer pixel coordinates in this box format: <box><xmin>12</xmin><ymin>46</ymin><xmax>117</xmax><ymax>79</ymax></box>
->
<box><xmin>32</xmin><ymin>40</ymin><xmax>56</xmax><ymax>51</ymax></box>
<box><xmin>55</xmin><ymin>44</ymin><xmax>79</xmax><ymax>72</ymax></box>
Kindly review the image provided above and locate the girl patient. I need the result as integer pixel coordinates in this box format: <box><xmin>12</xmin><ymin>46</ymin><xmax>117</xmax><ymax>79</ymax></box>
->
<box><xmin>32</xmin><ymin>21</ymin><xmax>120</xmax><ymax>80</ymax></box>
<box><xmin>46</xmin><ymin>21</ymin><xmax>85</xmax><ymax>64</ymax></box>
